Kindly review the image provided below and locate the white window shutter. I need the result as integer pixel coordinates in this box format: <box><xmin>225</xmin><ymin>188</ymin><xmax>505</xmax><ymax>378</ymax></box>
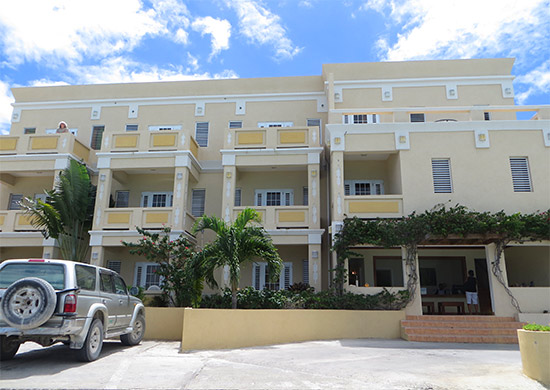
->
<box><xmin>510</xmin><ymin>157</ymin><xmax>532</xmax><ymax>192</ymax></box>
<box><xmin>432</xmin><ymin>159</ymin><xmax>453</xmax><ymax>193</ymax></box>
<box><xmin>191</xmin><ymin>189</ymin><xmax>206</xmax><ymax>217</ymax></box>
<box><xmin>195</xmin><ymin>122</ymin><xmax>209</xmax><ymax>147</ymax></box>
<box><xmin>302</xmin><ymin>260</ymin><xmax>309</xmax><ymax>284</ymax></box>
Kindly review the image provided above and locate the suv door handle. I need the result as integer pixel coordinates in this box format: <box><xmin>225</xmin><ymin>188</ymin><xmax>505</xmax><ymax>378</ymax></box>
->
<box><xmin>119</xmin><ymin>299</ymin><xmax>125</xmax><ymax>304</ymax></box>
<box><xmin>102</xmin><ymin>299</ymin><xmax>107</xmax><ymax>304</ymax></box>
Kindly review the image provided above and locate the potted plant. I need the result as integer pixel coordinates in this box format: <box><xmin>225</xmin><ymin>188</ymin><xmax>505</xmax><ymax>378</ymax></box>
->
<box><xmin>517</xmin><ymin>324</ymin><xmax>550</xmax><ymax>385</ymax></box>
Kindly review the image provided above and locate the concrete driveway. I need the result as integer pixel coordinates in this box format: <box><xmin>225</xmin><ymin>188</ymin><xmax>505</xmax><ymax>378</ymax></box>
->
<box><xmin>0</xmin><ymin>339</ymin><xmax>545</xmax><ymax>390</ymax></box>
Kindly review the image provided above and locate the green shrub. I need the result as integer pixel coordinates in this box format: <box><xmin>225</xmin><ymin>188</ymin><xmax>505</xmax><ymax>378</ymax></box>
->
<box><xmin>523</xmin><ymin>323</ymin><xmax>550</xmax><ymax>331</ymax></box>
<box><xmin>199</xmin><ymin>288</ymin><xmax>409</xmax><ymax>310</ymax></box>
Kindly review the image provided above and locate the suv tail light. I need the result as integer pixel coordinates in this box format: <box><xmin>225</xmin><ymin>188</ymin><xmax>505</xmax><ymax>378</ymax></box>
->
<box><xmin>64</xmin><ymin>294</ymin><xmax>77</xmax><ymax>313</ymax></box>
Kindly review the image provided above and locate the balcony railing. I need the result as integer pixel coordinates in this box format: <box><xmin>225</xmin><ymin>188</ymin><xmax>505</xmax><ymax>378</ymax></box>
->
<box><xmin>0</xmin><ymin>133</ymin><xmax>93</xmax><ymax>164</ymax></box>
<box><xmin>102</xmin><ymin>130</ymin><xmax>199</xmax><ymax>159</ymax></box>
<box><xmin>102</xmin><ymin>208</ymin><xmax>173</xmax><ymax>230</ymax></box>
<box><xmin>344</xmin><ymin>195</ymin><xmax>403</xmax><ymax>218</ymax></box>
<box><xmin>0</xmin><ymin>210</ymin><xmax>39</xmax><ymax>232</ymax></box>
<box><xmin>225</xmin><ymin>126</ymin><xmax>320</xmax><ymax>149</ymax></box>
<box><xmin>232</xmin><ymin>206</ymin><xmax>311</xmax><ymax>229</ymax></box>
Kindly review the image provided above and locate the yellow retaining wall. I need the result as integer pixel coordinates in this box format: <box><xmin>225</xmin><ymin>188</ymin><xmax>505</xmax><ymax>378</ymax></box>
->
<box><xmin>144</xmin><ymin>307</ymin><xmax>185</xmax><ymax>341</ymax></box>
<box><xmin>181</xmin><ymin>308</ymin><xmax>405</xmax><ymax>351</ymax></box>
<box><xmin>517</xmin><ymin>329</ymin><xmax>550</xmax><ymax>385</ymax></box>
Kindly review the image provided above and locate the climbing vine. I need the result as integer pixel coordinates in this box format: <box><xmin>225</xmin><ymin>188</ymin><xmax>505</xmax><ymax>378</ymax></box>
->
<box><xmin>331</xmin><ymin>205</ymin><xmax>550</xmax><ymax>311</ymax></box>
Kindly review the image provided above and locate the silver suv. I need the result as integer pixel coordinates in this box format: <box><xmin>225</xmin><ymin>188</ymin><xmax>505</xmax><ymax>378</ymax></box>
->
<box><xmin>0</xmin><ymin>259</ymin><xmax>145</xmax><ymax>362</ymax></box>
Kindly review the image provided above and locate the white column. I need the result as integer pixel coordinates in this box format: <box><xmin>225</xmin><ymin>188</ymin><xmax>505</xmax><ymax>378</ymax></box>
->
<box><xmin>308</xmin><ymin>243</ymin><xmax>322</xmax><ymax>291</ymax></box>
<box><xmin>90</xmin><ymin>246</ymin><xmax>105</xmax><ymax>267</ymax></box>
<box><xmin>485</xmin><ymin>243</ymin><xmax>517</xmax><ymax>317</ymax></box>
<box><xmin>402</xmin><ymin>246</ymin><xmax>422</xmax><ymax>316</ymax></box>
<box><xmin>221</xmin><ymin>166</ymin><xmax>236</xmax><ymax>224</ymax></box>
<box><xmin>172</xmin><ymin>167</ymin><xmax>189</xmax><ymax>231</ymax></box>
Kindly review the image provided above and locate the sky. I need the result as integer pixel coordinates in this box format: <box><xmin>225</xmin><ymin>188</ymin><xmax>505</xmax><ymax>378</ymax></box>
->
<box><xmin>0</xmin><ymin>0</ymin><xmax>549</xmax><ymax>134</ymax></box>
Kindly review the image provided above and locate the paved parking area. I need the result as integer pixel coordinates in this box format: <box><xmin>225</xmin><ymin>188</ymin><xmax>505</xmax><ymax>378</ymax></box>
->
<box><xmin>0</xmin><ymin>339</ymin><xmax>545</xmax><ymax>390</ymax></box>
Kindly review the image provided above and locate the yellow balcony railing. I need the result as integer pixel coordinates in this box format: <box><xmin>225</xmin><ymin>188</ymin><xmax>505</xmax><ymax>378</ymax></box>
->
<box><xmin>344</xmin><ymin>195</ymin><xmax>404</xmax><ymax>218</ymax></box>
<box><xmin>232</xmin><ymin>206</ymin><xmax>311</xmax><ymax>229</ymax></box>
<box><xmin>225</xmin><ymin>126</ymin><xmax>320</xmax><ymax>150</ymax></box>
<box><xmin>0</xmin><ymin>210</ymin><xmax>40</xmax><ymax>232</ymax></box>
<box><xmin>0</xmin><ymin>134</ymin><xmax>93</xmax><ymax>164</ymax></box>
<box><xmin>102</xmin><ymin>208</ymin><xmax>173</xmax><ymax>230</ymax></box>
<box><xmin>103</xmin><ymin>130</ymin><xmax>199</xmax><ymax>159</ymax></box>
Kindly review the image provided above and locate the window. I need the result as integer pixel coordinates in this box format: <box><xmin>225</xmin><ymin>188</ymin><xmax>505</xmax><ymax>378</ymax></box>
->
<box><xmin>126</xmin><ymin>124</ymin><xmax>138</xmax><ymax>131</ymax></box>
<box><xmin>75</xmin><ymin>265</ymin><xmax>97</xmax><ymax>291</ymax></box>
<box><xmin>373</xmin><ymin>257</ymin><xmax>404</xmax><ymax>287</ymax></box>
<box><xmin>0</xmin><ymin>263</ymin><xmax>65</xmax><ymax>289</ymax></box>
<box><xmin>134</xmin><ymin>262</ymin><xmax>161</xmax><ymax>289</ymax></box>
<box><xmin>100</xmin><ymin>271</ymin><xmax>115</xmax><ymax>293</ymax></box>
<box><xmin>195</xmin><ymin>122</ymin><xmax>209</xmax><ymax>147</ymax></box>
<box><xmin>191</xmin><ymin>189</ymin><xmax>206</xmax><ymax>217</ymax></box>
<box><xmin>255</xmin><ymin>189</ymin><xmax>293</xmax><ymax>206</ymax></box>
<box><xmin>8</xmin><ymin>194</ymin><xmax>23</xmax><ymax>210</ymax></box>
<box><xmin>90</xmin><ymin>125</ymin><xmax>105</xmax><ymax>150</ymax></box>
<box><xmin>148</xmin><ymin>125</ymin><xmax>182</xmax><ymax>131</ymax></box>
<box><xmin>229</xmin><ymin>121</ymin><xmax>242</xmax><ymax>129</ymax></box>
<box><xmin>234</xmin><ymin>188</ymin><xmax>242</xmax><ymax>207</ymax></box>
<box><xmin>46</xmin><ymin>128</ymin><xmax>78</xmax><ymax>136</ymax></box>
<box><xmin>107</xmin><ymin>260</ymin><xmax>122</xmax><ymax>274</ymax></box>
<box><xmin>343</xmin><ymin>114</ymin><xmax>379</xmax><ymax>124</ymax></box>
<box><xmin>113</xmin><ymin>275</ymin><xmax>127</xmax><ymax>295</ymax></box>
<box><xmin>257</xmin><ymin>122</ymin><xmax>294</xmax><ymax>128</ymax></box>
<box><xmin>24</xmin><ymin>128</ymin><xmax>36</xmax><ymax>134</ymax></box>
<box><xmin>302</xmin><ymin>259</ymin><xmax>309</xmax><ymax>284</ymax></box>
<box><xmin>410</xmin><ymin>113</ymin><xmax>425</xmax><ymax>122</ymax></box>
<box><xmin>510</xmin><ymin>157</ymin><xmax>532</xmax><ymax>192</ymax></box>
<box><xmin>431</xmin><ymin>159</ymin><xmax>452</xmax><ymax>193</ymax></box>
<box><xmin>141</xmin><ymin>192</ymin><xmax>173</xmax><ymax>208</ymax></box>
<box><xmin>34</xmin><ymin>193</ymin><xmax>47</xmax><ymax>203</ymax></box>
<box><xmin>115</xmin><ymin>191</ymin><xmax>129</xmax><ymax>208</ymax></box>
<box><xmin>484</xmin><ymin>112</ymin><xmax>491</xmax><ymax>121</ymax></box>
<box><xmin>303</xmin><ymin>187</ymin><xmax>308</xmax><ymax>206</ymax></box>
<box><xmin>307</xmin><ymin>118</ymin><xmax>322</xmax><ymax>144</ymax></box>
<box><xmin>344</xmin><ymin>180</ymin><xmax>384</xmax><ymax>196</ymax></box>
<box><xmin>252</xmin><ymin>262</ymin><xmax>293</xmax><ymax>290</ymax></box>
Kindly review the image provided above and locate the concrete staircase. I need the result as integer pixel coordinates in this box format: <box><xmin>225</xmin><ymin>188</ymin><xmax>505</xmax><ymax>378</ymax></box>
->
<box><xmin>401</xmin><ymin>315</ymin><xmax>525</xmax><ymax>344</ymax></box>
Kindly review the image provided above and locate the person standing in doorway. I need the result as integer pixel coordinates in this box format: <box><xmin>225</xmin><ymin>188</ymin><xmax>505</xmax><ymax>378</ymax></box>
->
<box><xmin>464</xmin><ymin>270</ymin><xmax>479</xmax><ymax>314</ymax></box>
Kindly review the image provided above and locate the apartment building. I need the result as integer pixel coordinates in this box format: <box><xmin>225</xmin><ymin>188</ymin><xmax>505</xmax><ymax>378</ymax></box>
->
<box><xmin>1</xmin><ymin>58</ymin><xmax>548</xmax><ymax>318</ymax></box>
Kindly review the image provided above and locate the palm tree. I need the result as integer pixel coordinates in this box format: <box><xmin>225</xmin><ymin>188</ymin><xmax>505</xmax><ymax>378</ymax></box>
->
<box><xmin>21</xmin><ymin>159</ymin><xmax>95</xmax><ymax>262</ymax></box>
<box><xmin>193</xmin><ymin>208</ymin><xmax>282</xmax><ymax>309</ymax></box>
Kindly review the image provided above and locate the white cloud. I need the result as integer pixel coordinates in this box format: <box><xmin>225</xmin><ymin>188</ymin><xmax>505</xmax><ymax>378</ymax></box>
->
<box><xmin>361</xmin><ymin>0</ymin><xmax>549</xmax><ymax>62</ymax></box>
<box><xmin>191</xmin><ymin>16</ymin><xmax>231</xmax><ymax>58</ymax></box>
<box><xmin>0</xmin><ymin>81</ymin><xmax>14</xmax><ymax>135</ymax></box>
<box><xmin>227</xmin><ymin>0</ymin><xmax>301</xmax><ymax>60</ymax></box>
<box><xmin>64</xmin><ymin>57</ymin><xmax>238</xmax><ymax>84</ymax></box>
<box><xmin>515</xmin><ymin>60</ymin><xmax>550</xmax><ymax>104</ymax></box>
<box><xmin>0</xmin><ymin>0</ymin><xmax>164</xmax><ymax>65</ymax></box>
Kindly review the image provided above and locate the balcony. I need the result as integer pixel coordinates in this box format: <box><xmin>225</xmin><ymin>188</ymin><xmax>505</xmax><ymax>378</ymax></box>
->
<box><xmin>101</xmin><ymin>208</ymin><xmax>196</xmax><ymax>233</ymax></box>
<box><xmin>0</xmin><ymin>210</ymin><xmax>39</xmax><ymax>232</ymax></box>
<box><xmin>102</xmin><ymin>130</ymin><xmax>199</xmax><ymax>159</ymax></box>
<box><xmin>344</xmin><ymin>195</ymin><xmax>404</xmax><ymax>218</ymax></box>
<box><xmin>225</xmin><ymin>126</ymin><xmax>320</xmax><ymax>150</ymax></box>
<box><xmin>232</xmin><ymin>206</ymin><xmax>312</xmax><ymax>230</ymax></box>
<box><xmin>0</xmin><ymin>133</ymin><xmax>93</xmax><ymax>164</ymax></box>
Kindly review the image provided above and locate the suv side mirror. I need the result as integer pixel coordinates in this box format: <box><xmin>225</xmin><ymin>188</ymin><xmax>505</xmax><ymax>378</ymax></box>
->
<box><xmin>129</xmin><ymin>286</ymin><xmax>139</xmax><ymax>296</ymax></box>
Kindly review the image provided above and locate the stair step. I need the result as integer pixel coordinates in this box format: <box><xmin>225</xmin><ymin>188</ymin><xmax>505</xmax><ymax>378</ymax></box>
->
<box><xmin>406</xmin><ymin>315</ymin><xmax>516</xmax><ymax>322</ymax></box>
<box><xmin>403</xmin><ymin>326</ymin><xmax>519</xmax><ymax>336</ymax></box>
<box><xmin>401</xmin><ymin>320</ymin><xmax>524</xmax><ymax>329</ymax></box>
<box><xmin>407</xmin><ymin>334</ymin><xmax>518</xmax><ymax>344</ymax></box>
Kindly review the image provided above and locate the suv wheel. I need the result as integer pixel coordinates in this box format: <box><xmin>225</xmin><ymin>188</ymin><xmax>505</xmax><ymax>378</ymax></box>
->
<box><xmin>0</xmin><ymin>277</ymin><xmax>57</xmax><ymax>330</ymax></box>
<box><xmin>0</xmin><ymin>335</ymin><xmax>21</xmax><ymax>361</ymax></box>
<box><xmin>76</xmin><ymin>319</ymin><xmax>104</xmax><ymax>362</ymax></box>
<box><xmin>120</xmin><ymin>314</ymin><xmax>145</xmax><ymax>346</ymax></box>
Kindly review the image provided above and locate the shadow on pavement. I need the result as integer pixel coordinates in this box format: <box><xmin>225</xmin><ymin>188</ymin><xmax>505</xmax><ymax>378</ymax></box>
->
<box><xmin>0</xmin><ymin>341</ymin><xmax>132</xmax><ymax>380</ymax></box>
<box><xmin>337</xmin><ymin>338</ymin><xmax>520</xmax><ymax>352</ymax></box>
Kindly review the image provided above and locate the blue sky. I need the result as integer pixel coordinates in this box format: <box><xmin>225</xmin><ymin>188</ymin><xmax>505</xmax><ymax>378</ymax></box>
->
<box><xmin>1</xmin><ymin>0</ymin><xmax>549</xmax><ymax>134</ymax></box>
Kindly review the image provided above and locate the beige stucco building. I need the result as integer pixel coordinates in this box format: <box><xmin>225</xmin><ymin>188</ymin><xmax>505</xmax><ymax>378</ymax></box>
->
<box><xmin>1</xmin><ymin>58</ymin><xmax>548</xmax><ymax>320</ymax></box>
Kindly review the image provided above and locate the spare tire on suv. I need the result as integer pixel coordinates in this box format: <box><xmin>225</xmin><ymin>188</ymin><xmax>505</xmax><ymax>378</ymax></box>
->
<box><xmin>1</xmin><ymin>277</ymin><xmax>57</xmax><ymax>330</ymax></box>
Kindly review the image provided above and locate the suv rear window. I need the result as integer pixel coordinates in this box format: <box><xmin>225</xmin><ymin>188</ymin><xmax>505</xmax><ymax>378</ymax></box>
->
<box><xmin>0</xmin><ymin>263</ymin><xmax>65</xmax><ymax>289</ymax></box>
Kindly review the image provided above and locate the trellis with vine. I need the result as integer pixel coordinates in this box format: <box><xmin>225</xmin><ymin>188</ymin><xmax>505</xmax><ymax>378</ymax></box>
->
<box><xmin>331</xmin><ymin>205</ymin><xmax>550</xmax><ymax>311</ymax></box>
